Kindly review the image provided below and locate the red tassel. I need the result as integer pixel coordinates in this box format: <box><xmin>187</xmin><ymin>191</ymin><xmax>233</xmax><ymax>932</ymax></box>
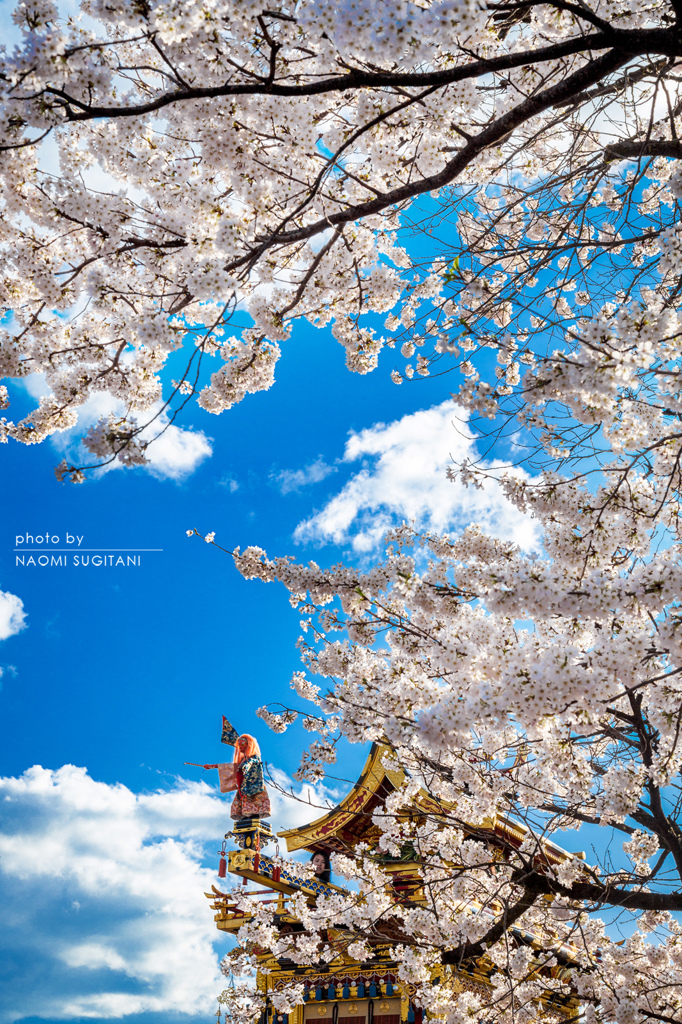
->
<box><xmin>253</xmin><ymin>853</ymin><xmax>260</xmax><ymax>872</ymax></box>
<box><xmin>273</xmin><ymin>866</ymin><xmax>281</xmax><ymax>882</ymax></box>
<box><xmin>218</xmin><ymin>856</ymin><xmax>227</xmax><ymax>878</ymax></box>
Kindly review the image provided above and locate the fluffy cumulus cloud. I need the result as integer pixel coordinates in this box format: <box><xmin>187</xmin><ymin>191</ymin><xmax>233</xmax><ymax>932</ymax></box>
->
<box><xmin>294</xmin><ymin>401</ymin><xmax>540</xmax><ymax>553</ymax></box>
<box><xmin>268</xmin><ymin>767</ymin><xmax>342</xmax><ymax>826</ymax></box>
<box><xmin>22</xmin><ymin>377</ymin><xmax>212</xmax><ymax>482</ymax></box>
<box><xmin>0</xmin><ymin>765</ymin><xmax>335</xmax><ymax>1023</ymax></box>
<box><xmin>68</xmin><ymin>393</ymin><xmax>212</xmax><ymax>482</ymax></box>
<box><xmin>140</xmin><ymin>412</ymin><xmax>212</xmax><ymax>481</ymax></box>
<box><xmin>0</xmin><ymin>589</ymin><xmax>26</xmax><ymax>641</ymax></box>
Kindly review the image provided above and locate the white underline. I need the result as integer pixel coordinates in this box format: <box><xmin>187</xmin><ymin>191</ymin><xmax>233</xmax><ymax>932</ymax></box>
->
<box><xmin>14</xmin><ymin>548</ymin><xmax>163</xmax><ymax>552</ymax></box>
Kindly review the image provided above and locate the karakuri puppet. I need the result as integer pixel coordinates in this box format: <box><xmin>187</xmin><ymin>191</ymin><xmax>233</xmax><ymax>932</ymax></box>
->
<box><xmin>201</xmin><ymin>717</ymin><xmax>271</xmax><ymax>820</ymax></box>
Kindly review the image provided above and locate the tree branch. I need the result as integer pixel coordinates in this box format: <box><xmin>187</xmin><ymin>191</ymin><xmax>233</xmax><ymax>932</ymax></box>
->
<box><xmin>10</xmin><ymin>27</ymin><xmax>672</xmax><ymax>131</ymax></box>
<box><xmin>605</xmin><ymin>138</ymin><xmax>682</xmax><ymax>160</ymax></box>
<box><xmin>441</xmin><ymin>885</ymin><xmax>537</xmax><ymax>964</ymax></box>
<box><xmin>518</xmin><ymin>867</ymin><xmax>682</xmax><ymax>911</ymax></box>
<box><xmin>240</xmin><ymin>48</ymin><xmax>629</xmax><ymax>256</ymax></box>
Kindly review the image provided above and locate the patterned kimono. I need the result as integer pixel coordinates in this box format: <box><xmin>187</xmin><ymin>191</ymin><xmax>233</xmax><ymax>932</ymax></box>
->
<box><xmin>220</xmin><ymin>718</ymin><xmax>272</xmax><ymax>820</ymax></box>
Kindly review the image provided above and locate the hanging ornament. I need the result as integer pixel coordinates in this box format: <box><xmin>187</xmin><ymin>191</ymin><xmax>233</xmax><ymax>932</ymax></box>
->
<box><xmin>218</xmin><ymin>839</ymin><xmax>227</xmax><ymax>878</ymax></box>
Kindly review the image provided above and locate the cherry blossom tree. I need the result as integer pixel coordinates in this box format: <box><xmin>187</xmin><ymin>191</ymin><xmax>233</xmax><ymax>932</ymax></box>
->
<box><xmin>212</xmin><ymin>351</ymin><xmax>682</xmax><ymax>1024</ymax></box>
<box><xmin>199</xmin><ymin>259</ymin><xmax>682</xmax><ymax>1019</ymax></box>
<box><xmin>4</xmin><ymin>0</ymin><xmax>677</xmax><ymax>1015</ymax></box>
<box><xmin>1</xmin><ymin>0</ymin><xmax>681</xmax><ymax>479</ymax></box>
<box><xmin>1</xmin><ymin>0</ymin><xmax>680</xmax><ymax>1017</ymax></box>
<box><xmin>180</xmin><ymin>5</ymin><xmax>682</xmax><ymax>994</ymax></box>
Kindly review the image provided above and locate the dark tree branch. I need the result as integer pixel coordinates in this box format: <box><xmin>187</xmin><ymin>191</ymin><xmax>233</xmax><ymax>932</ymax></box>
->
<box><xmin>441</xmin><ymin>885</ymin><xmax>537</xmax><ymax>964</ymax></box>
<box><xmin>5</xmin><ymin>26</ymin><xmax>678</xmax><ymax>133</ymax></box>
<box><xmin>236</xmin><ymin>48</ymin><xmax>629</xmax><ymax>258</ymax></box>
<box><xmin>517</xmin><ymin>866</ymin><xmax>682</xmax><ymax>911</ymax></box>
<box><xmin>605</xmin><ymin>138</ymin><xmax>682</xmax><ymax>159</ymax></box>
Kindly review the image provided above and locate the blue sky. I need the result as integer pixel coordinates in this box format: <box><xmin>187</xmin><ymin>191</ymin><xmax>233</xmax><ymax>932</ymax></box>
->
<box><xmin>0</xmin><ymin>7</ymin><xmax>667</xmax><ymax>1014</ymax></box>
<box><xmin>0</xmin><ymin>307</ymin><xmax>545</xmax><ymax>1024</ymax></box>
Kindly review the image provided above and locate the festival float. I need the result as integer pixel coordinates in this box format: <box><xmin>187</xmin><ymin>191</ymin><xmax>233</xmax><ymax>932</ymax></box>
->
<box><xmin>196</xmin><ymin>724</ymin><xmax>583</xmax><ymax>1024</ymax></box>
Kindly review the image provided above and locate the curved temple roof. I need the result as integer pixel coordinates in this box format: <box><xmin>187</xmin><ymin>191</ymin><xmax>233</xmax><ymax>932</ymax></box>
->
<box><xmin>277</xmin><ymin>743</ymin><xmax>583</xmax><ymax>870</ymax></box>
<box><xmin>278</xmin><ymin>744</ymin><xmax>407</xmax><ymax>854</ymax></box>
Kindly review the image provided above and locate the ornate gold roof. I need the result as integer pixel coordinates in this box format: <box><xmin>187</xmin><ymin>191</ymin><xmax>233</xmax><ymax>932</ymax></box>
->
<box><xmin>277</xmin><ymin>743</ymin><xmax>581</xmax><ymax>868</ymax></box>
<box><xmin>278</xmin><ymin>744</ymin><xmax>406</xmax><ymax>854</ymax></box>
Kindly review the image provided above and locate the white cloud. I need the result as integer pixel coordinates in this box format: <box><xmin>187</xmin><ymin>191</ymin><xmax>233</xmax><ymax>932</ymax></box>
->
<box><xmin>142</xmin><ymin>414</ymin><xmax>212</xmax><ymax>481</ymax></box>
<box><xmin>0</xmin><ymin>589</ymin><xmax>26</xmax><ymax>641</ymax></box>
<box><xmin>294</xmin><ymin>400</ymin><xmax>541</xmax><ymax>553</ymax></box>
<box><xmin>267</xmin><ymin>767</ymin><xmax>343</xmax><ymax>832</ymax></box>
<box><xmin>274</xmin><ymin>457</ymin><xmax>337</xmax><ymax>495</ymax></box>
<box><xmin>219</xmin><ymin>475</ymin><xmax>240</xmax><ymax>492</ymax></box>
<box><xmin>20</xmin><ymin>379</ymin><xmax>213</xmax><ymax>482</ymax></box>
<box><xmin>0</xmin><ymin>763</ymin><xmax>343</xmax><ymax>1023</ymax></box>
<box><xmin>0</xmin><ymin>664</ymin><xmax>18</xmax><ymax>693</ymax></box>
<box><xmin>0</xmin><ymin>766</ymin><xmax>225</xmax><ymax>1023</ymax></box>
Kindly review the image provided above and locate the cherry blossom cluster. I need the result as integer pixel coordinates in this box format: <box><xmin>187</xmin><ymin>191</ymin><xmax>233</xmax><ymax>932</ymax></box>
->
<box><xmin>2</xmin><ymin>0</ymin><xmax>682</xmax><ymax>475</ymax></box>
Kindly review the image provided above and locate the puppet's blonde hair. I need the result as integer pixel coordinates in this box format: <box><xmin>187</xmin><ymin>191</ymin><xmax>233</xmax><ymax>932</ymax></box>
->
<box><xmin>233</xmin><ymin>734</ymin><xmax>260</xmax><ymax>765</ymax></box>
